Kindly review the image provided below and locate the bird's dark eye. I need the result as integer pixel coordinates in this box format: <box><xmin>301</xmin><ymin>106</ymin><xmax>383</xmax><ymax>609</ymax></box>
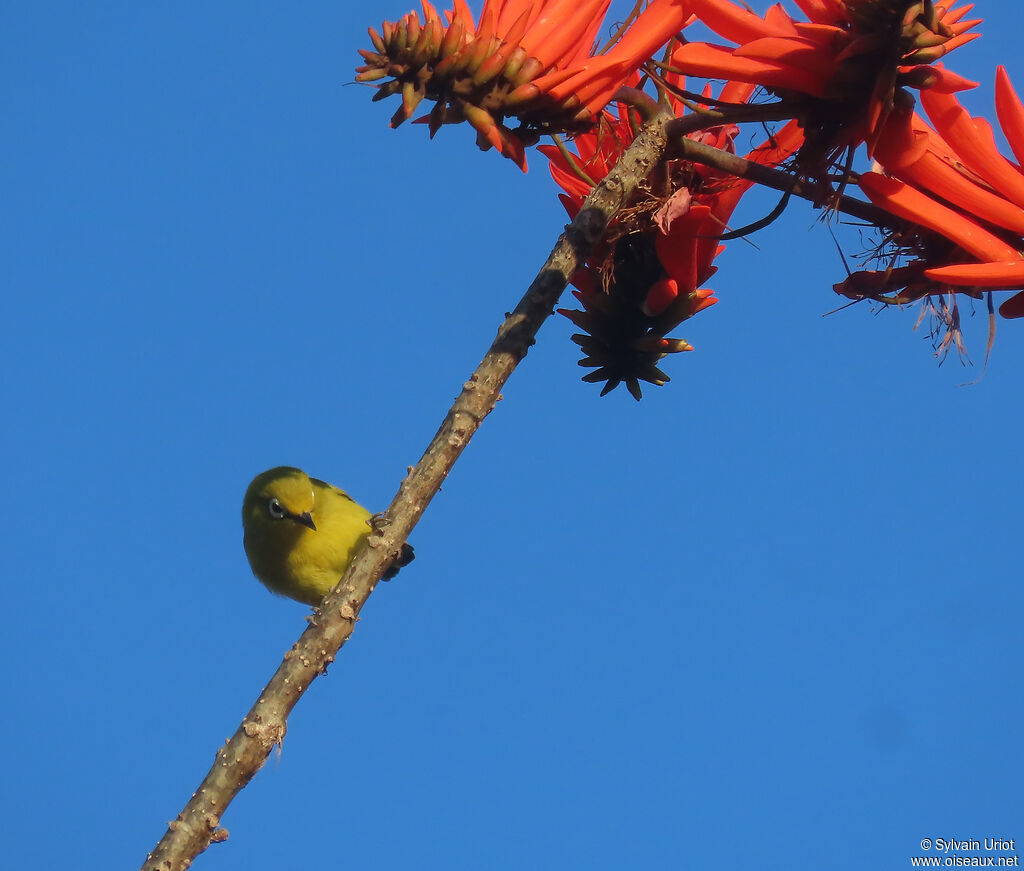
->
<box><xmin>267</xmin><ymin>498</ymin><xmax>285</xmax><ymax>519</ymax></box>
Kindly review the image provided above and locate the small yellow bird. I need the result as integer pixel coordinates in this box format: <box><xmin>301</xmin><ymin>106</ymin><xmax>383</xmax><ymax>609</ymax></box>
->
<box><xmin>242</xmin><ymin>466</ymin><xmax>414</xmax><ymax>605</ymax></box>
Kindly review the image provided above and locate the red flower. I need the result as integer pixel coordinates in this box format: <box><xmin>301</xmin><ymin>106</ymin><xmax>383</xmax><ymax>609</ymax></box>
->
<box><xmin>540</xmin><ymin>79</ymin><xmax>803</xmax><ymax>397</ymax></box>
<box><xmin>356</xmin><ymin>0</ymin><xmax>693</xmax><ymax>170</ymax></box>
<box><xmin>854</xmin><ymin>67</ymin><xmax>1024</xmax><ymax>319</ymax></box>
<box><xmin>670</xmin><ymin>0</ymin><xmax>979</xmax><ymax>160</ymax></box>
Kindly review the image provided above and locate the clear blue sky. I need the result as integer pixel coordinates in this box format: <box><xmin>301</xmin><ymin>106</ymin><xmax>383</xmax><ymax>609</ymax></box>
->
<box><xmin>3</xmin><ymin>2</ymin><xmax>1021</xmax><ymax>869</ymax></box>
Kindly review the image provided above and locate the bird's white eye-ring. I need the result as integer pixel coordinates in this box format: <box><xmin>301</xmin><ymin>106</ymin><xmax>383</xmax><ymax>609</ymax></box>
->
<box><xmin>267</xmin><ymin>498</ymin><xmax>286</xmax><ymax>519</ymax></box>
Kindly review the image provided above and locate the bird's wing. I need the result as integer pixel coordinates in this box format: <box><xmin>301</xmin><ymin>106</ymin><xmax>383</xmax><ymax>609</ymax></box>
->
<box><xmin>311</xmin><ymin>477</ymin><xmax>356</xmax><ymax>503</ymax></box>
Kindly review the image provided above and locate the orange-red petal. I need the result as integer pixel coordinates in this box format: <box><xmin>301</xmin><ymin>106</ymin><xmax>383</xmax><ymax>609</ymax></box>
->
<box><xmin>686</xmin><ymin>0</ymin><xmax>796</xmax><ymax>44</ymax></box>
<box><xmin>920</xmin><ymin>88</ymin><xmax>1024</xmax><ymax>210</ymax></box>
<box><xmin>994</xmin><ymin>66</ymin><xmax>1024</xmax><ymax>169</ymax></box>
<box><xmin>858</xmin><ymin>171</ymin><xmax>1022</xmax><ymax>262</ymax></box>
<box><xmin>924</xmin><ymin>261</ymin><xmax>1024</xmax><ymax>287</ymax></box>
<box><xmin>671</xmin><ymin>42</ymin><xmax>826</xmax><ymax>96</ymax></box>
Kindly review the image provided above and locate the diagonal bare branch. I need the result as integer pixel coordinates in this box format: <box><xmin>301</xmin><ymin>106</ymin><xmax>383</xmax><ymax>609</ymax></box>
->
<box><xmin>141</xmin><ymin>109</ymin><xmax>677</xmax><ymax>871</ymax></box>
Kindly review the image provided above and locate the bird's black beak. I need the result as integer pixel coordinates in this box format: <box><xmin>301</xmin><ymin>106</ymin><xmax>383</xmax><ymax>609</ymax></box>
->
<box><xmin>292</xmin><ymin>511</ymin><xmax>316</xmax><ymax>531</ymax></box>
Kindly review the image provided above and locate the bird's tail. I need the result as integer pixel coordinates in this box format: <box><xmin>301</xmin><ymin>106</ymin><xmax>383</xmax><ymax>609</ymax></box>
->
<box><xmin>382</xmin><ymin>542</ymin><xmax>415</xmax><ymax>580</ymax></box>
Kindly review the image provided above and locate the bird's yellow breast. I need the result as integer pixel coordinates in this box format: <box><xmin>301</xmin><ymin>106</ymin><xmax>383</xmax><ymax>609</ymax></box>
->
<box><xmin>281</xmin><ymin>481</ymin><xmax>372</xmax><ymax>602</ymax></box>
<box><xmin>243</xmin><ymin>469</ymin><xmax>374</xmax><ymax>605</ymax></box>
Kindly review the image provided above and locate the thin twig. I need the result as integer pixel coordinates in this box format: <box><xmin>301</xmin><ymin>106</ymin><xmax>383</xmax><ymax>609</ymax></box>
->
<box><xmin>668</xmin><ymin>133</ymin><xmax>905</xmax><ymax>231</ymax></box>
<box><xmin>140</xmin><ymin>109</ymin><xmax>676</xmax><ymax>871</ymax></box>
<box><xmin>597</xmin><ymin>0</ymin><xmax>646</xmax><ymax>55</ymax></box>
<box><xmin>551</xmin><ymin>133</ymin><xmax>598</xmax><ymax>187</ymax></box>
<box><xmin>712</xmin><ymin>188</ymin><xmax>793</xmax><ymax>240</ymax></box>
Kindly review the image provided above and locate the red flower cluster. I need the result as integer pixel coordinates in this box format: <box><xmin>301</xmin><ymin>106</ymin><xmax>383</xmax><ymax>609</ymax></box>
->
<box><xmin>671</xmin><ymin>0</ymin><xmax>979</xmax><ymax>159</ymax></box>
<box><xmin>357</xmin><ymin>0</ymin><xmax>1021</xmax><ymax>388</ymax></box>
<box><xmin>356</xmin><ymin>0</ymin><xmax>692</xmax><ymax>169</ymax></box>
<box><xmin>856</xmin><ymin>67</ymin><xmax>1024</xmax><ymax>319</ymax></box>
<box><xmin>540</xmin><ymin>78</ymin><xmax>802</xmax><ymax>397</ymax></box>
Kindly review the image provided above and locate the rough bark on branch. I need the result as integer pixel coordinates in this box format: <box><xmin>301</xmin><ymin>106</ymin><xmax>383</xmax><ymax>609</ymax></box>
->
<box><xmin>141</xmin><ymin>109</ymin><xmax>675</xmax><ymax>871</ymax></box>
